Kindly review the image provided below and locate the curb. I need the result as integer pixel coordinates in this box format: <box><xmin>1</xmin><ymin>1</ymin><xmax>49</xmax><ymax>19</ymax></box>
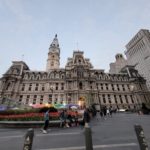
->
<box><xmin>0</xmin><ymin>120</ymin><xmax>62</xmax><ymax>128</ymax></box>
<box><xmin>0</xmin><ymin>119</ymin><xmax>82</xmax><ymax>128</ymax></box>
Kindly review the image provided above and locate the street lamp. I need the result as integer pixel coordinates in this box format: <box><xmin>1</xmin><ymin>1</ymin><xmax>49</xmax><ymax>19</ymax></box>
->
<box><xmin>49</xmin><ymin>85</ymin><xmax>54</xmax><ymax>104</ymax></box>
<box><xmin>96</xmin><ymin>83</ymin><xmax>101</xmax><ymax>112</ymax></box>
<box><xmin>98</xmin><ymin>92</ymin><xmax>101</xmax><ymax>112</ymax></box>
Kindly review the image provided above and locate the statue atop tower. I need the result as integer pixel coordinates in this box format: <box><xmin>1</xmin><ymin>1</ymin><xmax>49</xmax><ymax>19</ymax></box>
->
<box><xmin>46</xmin><ymin>34</ymin><xmax>60</xmax><ymax>71</ymax></box>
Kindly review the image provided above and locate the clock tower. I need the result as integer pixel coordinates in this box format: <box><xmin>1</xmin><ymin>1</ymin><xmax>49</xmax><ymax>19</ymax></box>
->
<box><xmin>46</xmin><ymin>34</ymin><xmax>60</xmax><ymax>71</ymax></box>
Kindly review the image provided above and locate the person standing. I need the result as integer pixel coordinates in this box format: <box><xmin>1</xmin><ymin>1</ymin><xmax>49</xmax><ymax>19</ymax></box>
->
<box><xmin>74</xmin><ymin>111</ymin><xmax>79</xmax><ymax>126</ymax></box>
<box><xmin>43</xmin><ymin>110</ymin><xmax>50</xmax><ymax>133</ymax></box>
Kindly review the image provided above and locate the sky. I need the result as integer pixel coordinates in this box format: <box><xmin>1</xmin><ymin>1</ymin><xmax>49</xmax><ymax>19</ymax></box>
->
<box><xmin>0</xmin><ymin>0</ymin><xmax>150</xmax><ymax>77</ymax></box>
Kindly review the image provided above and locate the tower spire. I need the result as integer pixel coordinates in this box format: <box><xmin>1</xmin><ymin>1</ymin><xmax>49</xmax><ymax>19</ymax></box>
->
<box><xmin>49</xmin><ymin>34</ymin><xmax>59</xmax><ymax>50</ymax></box>
<box><xmin>46</xmin><ymin>34</ymin><xmax>60</xmax><ymax>71</ymax></box>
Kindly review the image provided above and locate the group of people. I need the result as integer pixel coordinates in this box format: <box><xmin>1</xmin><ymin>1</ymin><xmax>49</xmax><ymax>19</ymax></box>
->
<box><xmin>100</xmin><ymin>106</ymin><xmax>113</xmax><ymax>119</ymax></box>
<box><xmin>42</xmin><ymin>107</ymin><xmax>91</xmax><ymax>134</ymax></box>
<box><xmin>59</xmin><ymin>109</ymin><xmax>79</xmax><ymax>128</ymax></box>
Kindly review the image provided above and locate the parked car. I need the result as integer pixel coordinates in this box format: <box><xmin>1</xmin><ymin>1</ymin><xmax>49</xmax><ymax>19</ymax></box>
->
<box><xmin>118</xmin><ymin>109</ymin><xmax>126</xmax><ymax>112</ymax></box>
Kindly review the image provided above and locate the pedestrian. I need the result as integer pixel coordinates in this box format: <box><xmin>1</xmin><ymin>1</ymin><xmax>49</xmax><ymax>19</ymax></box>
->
<box><xmin>42</xmin><ymin>109</ymin><xmax>50</xmax><ymax>134</ymax></box>
<box><xmin>59</xmin><ymin>109</ymin><xmax>65</xmax><ymax>127</ymax></box>
<box><xmin>67</xmin><ymin>113</ymin><xmax>73</xmax><ymax>127</ymax></box>
<box><xmin>100</xmin><ymin>110</ymin><xmax>104</xmax><ymax>118</ymax></box>
<box><xmin>83</xmin><ymin>108</ymin><xmax>90</xmax><ymax>127</ymax></box>
<box><xmin>106</xmin><ymin>107</ymin><xmax>110</xmax><ymax>117</ymax></box>
<box><xmin>64</xmin><ymin>110</ymin><xmax>70</xmax><ymax>127</ymax></box>
<box><xmin>103</xmin><ymin>106</ymin><xmax>107</xmax><ymax>119</ymax></box>
<box><xmin>74</xmin><ymin>111</ymin><xmax>79</xmax><ymax>126</ymax></box>
<box><xmin>109</xmin><ymin>106</ymin><xmax>113</xmax><ymax>117</ymax></box>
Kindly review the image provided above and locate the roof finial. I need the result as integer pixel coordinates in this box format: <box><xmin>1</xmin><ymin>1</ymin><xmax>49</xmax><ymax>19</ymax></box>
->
<box><xmin>76</xmin><ymin>42</ymin><xmax>79</xmax><ymax>51</ymax></box>
<box><xmin>55</xmin><ymin>34</ymin><xmax>57</xmax><ymax>38</ymax></box>
<box><xmin>21</xmin><ymin>54</ymin><xmax>24</xmax><ymax>61</ymax></box>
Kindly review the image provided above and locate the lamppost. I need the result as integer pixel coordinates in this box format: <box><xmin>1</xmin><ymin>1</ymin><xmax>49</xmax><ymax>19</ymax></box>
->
<box><xmin>97</xmin><ymin>85</ymin><xmax>101</xmax><ymax>111</ymax></box>
<box><xmin>50</xmin><ymin>85</ymin><xmax>54</xmax><ymax>104</ymax></box>
<box><xmin>98</xmin><ymin>92</ymin><xmax>101</xmax><ymax>112</ymax></box>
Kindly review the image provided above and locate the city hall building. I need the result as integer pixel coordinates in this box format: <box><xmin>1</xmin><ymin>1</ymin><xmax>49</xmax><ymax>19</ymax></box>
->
<box><xmin>0</xmin><ymin>35</ymin><xmax>150</xmax><ymax>109</ymax></box>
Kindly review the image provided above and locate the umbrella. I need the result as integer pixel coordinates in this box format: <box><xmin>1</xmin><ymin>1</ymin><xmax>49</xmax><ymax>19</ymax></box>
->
<box><xmin>54</xmin><ymin>104</ymin><xmax>66</xmax><ymax>109</ymax></box>
<box><xmin>31</xmin><ymin>104</ymin><xmax>45</xmax><ymax>108</ymax></box>
<box><xmin>66</xmin><ymin>104</ymin><xmax>79</xmax><ymax>108</ymax></box>
<box><xmin>44</xmin><ymin>103</ymin><xmax>53</xmax><ymax>108</ymax></box>
<box><xmin>0</xmin><ymin>105</ymin><xmax>7</xmax><ymax>111</ymax></box>
<box><xmin>70</xmin><ymin>106</ymin><xmax>78</xmax><ymax>109</ymax></box>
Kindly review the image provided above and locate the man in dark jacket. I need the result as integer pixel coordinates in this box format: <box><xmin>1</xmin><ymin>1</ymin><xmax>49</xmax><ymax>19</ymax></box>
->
<box><xmin>83</xmin><ymin>108</ymin><xmax>90</xmax><ymax>127</ymax></box>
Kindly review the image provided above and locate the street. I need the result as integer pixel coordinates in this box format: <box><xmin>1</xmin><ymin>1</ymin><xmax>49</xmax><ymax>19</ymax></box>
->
<box><xmin>0</xmin><ymin>113</ymin><xmax>150</xmax><ymax>150</ymax></box>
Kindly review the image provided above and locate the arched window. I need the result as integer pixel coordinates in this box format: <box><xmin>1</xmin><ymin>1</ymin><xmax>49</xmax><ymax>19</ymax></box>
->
<box><xmin>36</xmin><ymin>75</ymin><xmax>41</xmax><ymax>80</ymax></box>
<box><xmin>30</xmin><ymin>75</ymin><xmax>34</xmax><ymax>80</ymax></box>
<box><xmin>24</xmin><ymin>74</ymin><xmax>28</xmax><ymax>80</ymax></box>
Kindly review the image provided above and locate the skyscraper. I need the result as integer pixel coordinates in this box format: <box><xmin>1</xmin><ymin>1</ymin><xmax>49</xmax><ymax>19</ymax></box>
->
<box><xmin>125</xmin><ymin>29</ymin><xmax>150</xmax><ymax>90</ymax></box>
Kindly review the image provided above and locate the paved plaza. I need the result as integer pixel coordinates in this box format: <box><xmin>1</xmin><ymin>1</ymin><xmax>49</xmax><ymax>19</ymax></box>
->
<box><xmin>0</xmin><ymin>113</ymin><xmax>150</xmax><ymax>150</ymax></box>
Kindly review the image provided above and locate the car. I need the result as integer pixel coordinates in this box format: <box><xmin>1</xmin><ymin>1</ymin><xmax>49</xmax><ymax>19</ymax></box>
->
<box><xmin>118</xmin><ymin>109</ymin><xmax>126</xmax><ymax>112</ymax></box>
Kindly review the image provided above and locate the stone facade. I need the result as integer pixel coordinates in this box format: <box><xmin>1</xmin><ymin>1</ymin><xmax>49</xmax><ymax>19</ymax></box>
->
<box><xmin>0</xmin><ymin>35</ymin><xmax>150</xmax><ymax>110</ymax></box>
<box><xmin>125</xmin><ymin>29</ymin><xmax>150</xmax><ymax>90</ymax></box>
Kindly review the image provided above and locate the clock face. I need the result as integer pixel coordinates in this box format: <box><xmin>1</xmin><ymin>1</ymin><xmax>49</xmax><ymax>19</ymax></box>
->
<box><xmin>51</xmin><ymin>48</ymin><xmax>60</xmax><ymax>54</ymax></box>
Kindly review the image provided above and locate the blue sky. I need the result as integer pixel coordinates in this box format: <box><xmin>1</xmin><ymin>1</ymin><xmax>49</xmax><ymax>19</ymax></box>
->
<box><xmin>0</xmin><ymin>0</ymin><xmax>150</xmax><ymax>77</ymax></box>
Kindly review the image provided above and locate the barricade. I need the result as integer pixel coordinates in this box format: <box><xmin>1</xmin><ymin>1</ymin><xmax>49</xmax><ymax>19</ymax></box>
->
<box><xmin>84</xmin><ymin>124</ymin><xmax>93</xmax><ymax>150</ymax></box>
<box><xmin>134</xmin><ymin>125</ymin><xmax>149</xmax><ymax>150</ymax></box>
<box><xmin>23</xmin><ymin>128</ymin><xmax>34</xmax><ymax>150</ymax></box>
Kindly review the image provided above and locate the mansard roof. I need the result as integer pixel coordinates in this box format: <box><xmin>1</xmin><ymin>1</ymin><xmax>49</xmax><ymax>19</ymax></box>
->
<box><xmin>65</xmin><ymin>51</ymin><xmax>93</xmax><ymax>69</ymax></box>
<box><xmin>3</xmin><ymin>61</ymin><xmax>30</xmax><ymax>76</ymax></box>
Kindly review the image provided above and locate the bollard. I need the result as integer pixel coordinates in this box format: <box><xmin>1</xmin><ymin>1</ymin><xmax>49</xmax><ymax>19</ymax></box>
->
<box><xmin>84</xmin><ymin>125</ymin><xmax>93</xmax><ymax>150</ymax></box>
<box><xmin>23</xmin><ymin>128</ymin><xmax>34</xmax><ymax>150</ymax></box>
<box><xmin>134</xmin><ymin>125</ymin><xmax>149</xmax><ymax>150</ymax></box>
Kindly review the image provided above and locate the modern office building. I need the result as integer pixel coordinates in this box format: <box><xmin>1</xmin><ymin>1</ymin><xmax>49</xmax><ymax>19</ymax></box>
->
<box><xmin>0</xmin><ymin>35</ymin><xmax>149</xmax><ymax>109</ymax></box>
<box><xmin>125</xmin><ymin>29</ymin><xmax>150</xmax><ymax>90</ymax></box>
<box><xmin>109</xmin><ymin>53</ymin><xmax>127</xmax><ymax>74</ymax></box>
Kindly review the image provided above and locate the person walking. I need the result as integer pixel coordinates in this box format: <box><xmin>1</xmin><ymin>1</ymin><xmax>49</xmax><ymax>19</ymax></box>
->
<box><xmin>103</xmin><ymin>106</ymin><xmax>107</xmax><ymax>119</ymax></box>
<box><xmin>83</xmin><ymin>108</ymin><xmax>90</xmax><ymax>127</ymax></box>
<box><xmin>59</xmin><ymin>109</ymin><xmax>65</xmax><ymax>127</ymax></box>
<box><xmin>106</xmin><ymin>107</ymin><xmax>110</xmax><ymax>117</ymax></box>
<box><xmin>42</xmin><ymin>109</ymin><xmax>50</xmax><ymax>134</ymax></box>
